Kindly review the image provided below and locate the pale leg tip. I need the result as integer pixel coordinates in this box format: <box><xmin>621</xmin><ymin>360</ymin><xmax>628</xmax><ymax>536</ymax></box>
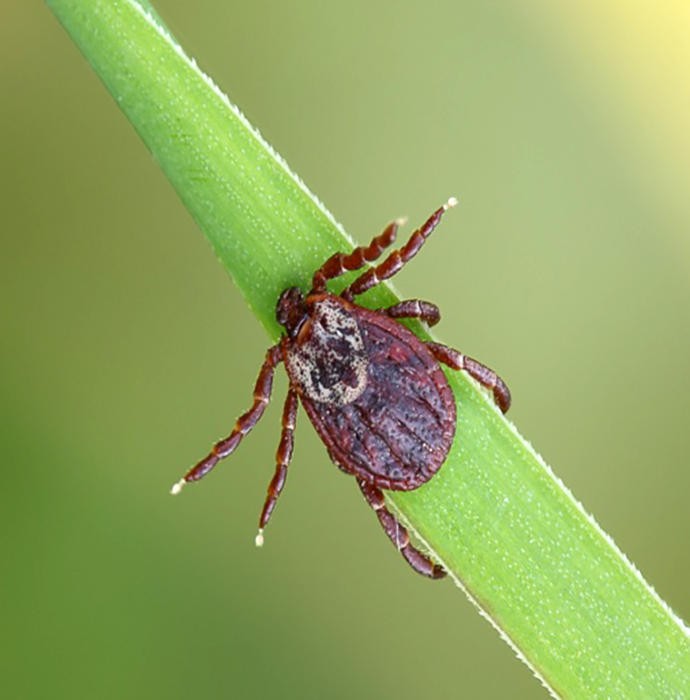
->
<box><xmin>395</xmin><ymin>216</ymin><xmax>408</xmax><ymax>227</ymax></box>
<box><xmin>170</xmin><ymin>479</ymin><xmax>186</xmax><ymax>496</ymax></box>
<box><xmin>444</xmin><ymin>196</ymin><xmax>459</xmax><ymax>210</ymax></box>
<box><xmin>255</xmin><ymin>529</ymin><xmax>265</xmax><ymax>548</ymax></box>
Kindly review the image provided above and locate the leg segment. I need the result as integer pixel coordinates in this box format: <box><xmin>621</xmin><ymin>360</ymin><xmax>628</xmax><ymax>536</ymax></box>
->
<box><xmin>310</xmin><ymin>219</ymin><xmax>400</xmax><ymax>293</ymax></box>
<box><xmin>426</xmin><ymin>341</ymin><xmax>511</xmax><ymax>413</ymax></box>
<box><xmin>358</xmin><ymin>480</ymin><xmax>446</xmax><ymax>579</ymax></box>
<box><xmin>382</xmin><ymin>299</ymin><xmax>441</xmax><ymax>327</ymax></box>
<box><xmin>342</xmin><ymin>197</ymin><xmax>457</xmax><ymax>301</ymax></box>
<box><xmin>255</xmin><ymin>389</ymin><xmax>298</xmax><ymax>546</ymax></box>
<box><xmin>170</xmin><ymin>344</ymin><xmax>283</xmax><ymax>494</ymax></box>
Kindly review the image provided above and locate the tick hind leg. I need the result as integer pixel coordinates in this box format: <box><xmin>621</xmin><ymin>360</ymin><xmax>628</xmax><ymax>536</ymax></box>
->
<box><xmin>426</xmin><ymin>341</ymin><xmax>511</xmax><ymax>413</ymax></box>
<box><xmin>382</xmin><ymin>299</ymin><xmax>441</xmax><ymax>327</ymax></box>
<box><xmin>310</xmin><ymin>219</ymin><xmax>401</xmax><ymax>294</ymax></box>
<box><xmin>255</xmin><ymin>389</ymin><xmax>298</xmax><ymax>546</ymax></box>
<box><xmin>170</xmin><ymin>344</ymin><xmax>283</xmax><ymax>494</ymax></box>
<box><xmin>342</xmin><ymin>197</ymin><xmax>457</xmax><ymax>301</ymax></box>
<box><xmin>358</xmin><ymin>480</ymin><xmax>446</xmax><ymax>579</ymax></box>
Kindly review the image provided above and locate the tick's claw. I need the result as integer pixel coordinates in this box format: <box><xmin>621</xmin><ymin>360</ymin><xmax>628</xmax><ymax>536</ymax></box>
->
<box><xmin>444</xmin><ymin>196</ymin><xmax>459</xmax><ymax>210</ymax></box>
<box><xmin>170</xmin><ymin>478</ymin><xmax>186</xmax><ymax>495</ymax></box>
<box><xmin>255</xmin><ymin>529</ymin><xmax>265</xmax><ymax>547</ymax></box>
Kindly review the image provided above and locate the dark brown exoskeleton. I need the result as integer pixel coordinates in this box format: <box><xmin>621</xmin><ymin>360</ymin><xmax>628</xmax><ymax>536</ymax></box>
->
<box><xmin>171</xmin><ymin>198</ymin><xmax>511</xmax><ymax>579</ymax></box>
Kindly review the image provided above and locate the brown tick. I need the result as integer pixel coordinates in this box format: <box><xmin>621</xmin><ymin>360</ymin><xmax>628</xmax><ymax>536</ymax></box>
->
<box><xmin>171</xmin><ymin>198</ymin><xmax>511</xmax><ymax>578</ymax></box>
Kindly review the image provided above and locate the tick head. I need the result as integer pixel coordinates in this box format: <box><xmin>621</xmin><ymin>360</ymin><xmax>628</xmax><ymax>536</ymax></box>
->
<box><xmin>276</xmin><ymin>286</ymin><xmax>307</xmax><ymax>338</ymax></box>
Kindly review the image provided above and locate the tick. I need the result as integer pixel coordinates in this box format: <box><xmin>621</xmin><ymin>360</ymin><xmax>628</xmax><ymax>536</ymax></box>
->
<box><xmin>171</xmin><ymin>198</ymin><xmax>511</xmax><ymax>578</ymax></box>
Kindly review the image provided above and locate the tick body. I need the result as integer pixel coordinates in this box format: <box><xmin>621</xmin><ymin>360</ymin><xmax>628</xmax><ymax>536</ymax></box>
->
<box><xmin>287</xmin><ymin>294</ymin><xmax>456</xmax><ymax>491</ymax></box>
<box><xmin>171</xmin><ymin>198</ymin><xmax>511</xmax><ymax>579</ymax></box>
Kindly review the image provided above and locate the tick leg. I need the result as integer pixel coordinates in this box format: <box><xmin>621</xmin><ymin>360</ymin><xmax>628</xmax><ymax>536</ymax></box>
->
<box><xmin>310</xmin><ymin>219</ymin><xmax>400</xmax><ymax>293</ymax></box>
<box><xmin>170</xmin><ymin>344</ymin><xmax>283</xmax><ymax>494</ymax></box>
<box><xmin>255</xmin><ymin>389</ymin><xmax>298</xmax><ymax>546</ymax></box>
<box><xmin>426</xmin><ymin>341</ymin><xmax>511</xmax><ymax>413</ymax></box>
<box><xmin>382</xmin><ymin>299</ymin><xmax>441</xmax><ymax>327</ymax></box>
<box><xmin>342</xmin><ymin>197</ymin><xmax>457</xmax><ymax>301</ymax></box>
<box><xmin>358</xmin><ymin>480</ymin><xmax>446</xmax><ymax>579</ymax></box>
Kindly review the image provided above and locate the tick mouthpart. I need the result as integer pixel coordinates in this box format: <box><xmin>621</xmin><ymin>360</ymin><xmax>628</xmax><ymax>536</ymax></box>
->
<box><xmin>276</xmin><ymin>286</ymin><xmax>308</xmax><ymax>338</ymax></box>
<box><xmin>170</xmin><ymin>478</ymin><xmax>186</xmax><ymax>495</ymax></box>
<box><xmin>444</xmin><ymin>196</ymin><xmax>459</xmax><ymax>210</ymax></box>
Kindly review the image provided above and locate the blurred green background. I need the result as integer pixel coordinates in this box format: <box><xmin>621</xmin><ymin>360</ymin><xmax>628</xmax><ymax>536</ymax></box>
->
<box><xmin>2</xmin><ymin>2</ymin><xmax>689</xmax><ymax>698</ymax></box>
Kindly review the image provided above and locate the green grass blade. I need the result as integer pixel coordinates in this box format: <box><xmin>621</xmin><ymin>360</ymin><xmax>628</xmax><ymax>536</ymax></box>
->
<box><xmin>46</xmin><ymin>1</ymin><xmax>690</xmax><ymax>697</ymax></box>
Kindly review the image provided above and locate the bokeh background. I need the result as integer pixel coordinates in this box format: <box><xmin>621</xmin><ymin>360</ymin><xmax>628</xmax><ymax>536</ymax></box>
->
<box><xmin>2</xmin><ymin>2</ymin><xmax>689</xmax><ymax>698</ymax></box>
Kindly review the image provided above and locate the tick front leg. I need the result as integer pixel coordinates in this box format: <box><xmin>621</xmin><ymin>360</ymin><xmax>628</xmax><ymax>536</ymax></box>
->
<box><xmin>342</xmin><ymin>197</ymin><xmax>457</xmax><ymax>301</ymax></box>
<box><xmin>255</xmin><ymin>389</ymin><xmax>298</xmax><ymax>547</ymax></box>
<box><xmin>310</xmin><ymin>219</ymin><xmax>400</xmax><ymax>294</ymax></box>
<box><xmin>358</xmin><ymin>480</ymin><xmax>446</xmax><ymax>579</ymax></box>
<box><xmin>382</xmin><ymin>299</ymin><xmax>441</xmax><ymax>326</ymax></box>
<box><xmin>170</xmin><ymin>343</ymin><xmax>283</xmax><ymax>494</ymax></box>
<box><xmin>426</xmin><ymin>341</ymin><xmax>511</xmax><ymax>413</ymax></box>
